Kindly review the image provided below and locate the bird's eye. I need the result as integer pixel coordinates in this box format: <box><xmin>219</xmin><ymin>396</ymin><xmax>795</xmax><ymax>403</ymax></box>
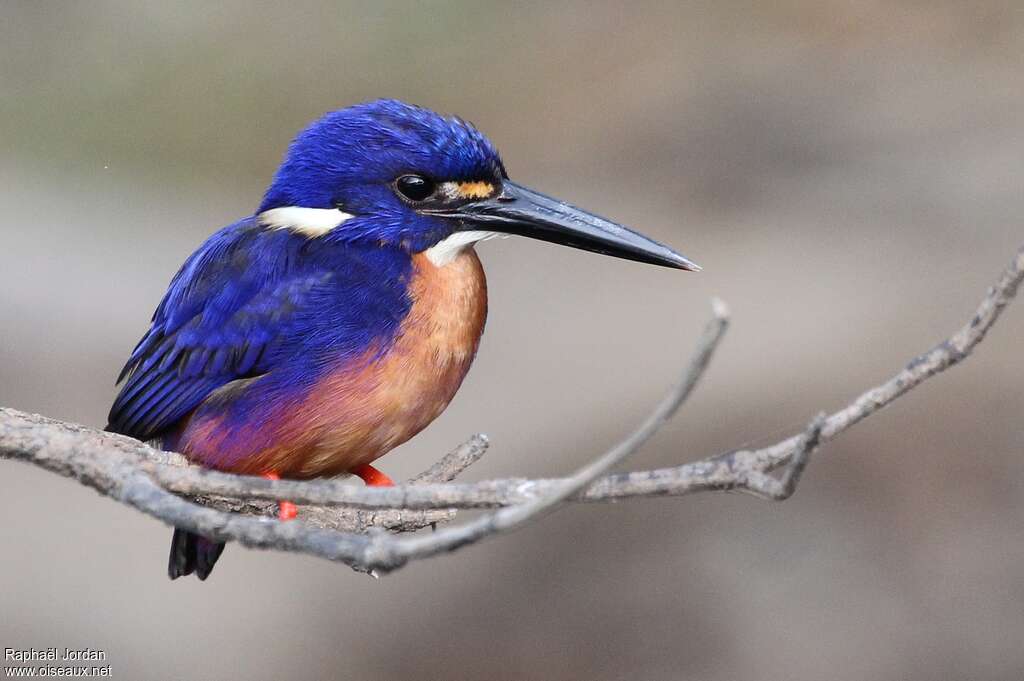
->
<box><xmin>395</xmin><ymin>174</ymin><xmax>436</xmax><ymax>203</ymax></box>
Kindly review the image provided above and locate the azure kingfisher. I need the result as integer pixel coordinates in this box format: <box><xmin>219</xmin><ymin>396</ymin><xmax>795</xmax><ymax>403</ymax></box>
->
<box><xmin>106</xmin><ymin>99</ymin><xmax>698</xmax><ymax>580</ymax></box>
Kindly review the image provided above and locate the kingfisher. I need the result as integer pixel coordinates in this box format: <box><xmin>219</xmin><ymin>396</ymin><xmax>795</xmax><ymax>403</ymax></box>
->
<box><xmin>106</xmin><ymin>99</ymin><xmax>698</xmax><ymax>580</ymax></box>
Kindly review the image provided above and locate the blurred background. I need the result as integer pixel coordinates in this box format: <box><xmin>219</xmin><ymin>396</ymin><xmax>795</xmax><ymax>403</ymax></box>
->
<box><xmin>2</xmin><ymin>2</ymin><xmax>1023</xmax><ymax>679</ymax></box>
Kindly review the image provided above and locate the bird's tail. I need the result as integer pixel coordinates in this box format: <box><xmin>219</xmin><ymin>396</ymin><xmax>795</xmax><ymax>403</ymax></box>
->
<box><xmin>168</xmin><ymin>528</ymin><xmax>225</xmax><ymax>580</ymax></box>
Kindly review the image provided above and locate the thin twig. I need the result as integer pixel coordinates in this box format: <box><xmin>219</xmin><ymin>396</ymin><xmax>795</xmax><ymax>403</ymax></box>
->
<box><xmin>409</xmin><ymin>435</ymin><xmax>490</xmax><ymax>483</ymax></box>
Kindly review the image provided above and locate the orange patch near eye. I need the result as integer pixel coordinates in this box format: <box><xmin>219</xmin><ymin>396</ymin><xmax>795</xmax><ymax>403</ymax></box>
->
<box><xmin>456</xmin><ymin>181</ymin><xmax>495</xmax><ymax>199</ymax></box>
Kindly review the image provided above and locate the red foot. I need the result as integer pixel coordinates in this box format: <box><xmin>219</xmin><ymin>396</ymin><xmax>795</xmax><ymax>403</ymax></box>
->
<box><xmin>277</xmin><ymin>500</ymin><xmax>298</xmax><ymax>521</ymax></box>
<box><xmin>350</xmin><ymin>463</ymin><xmax>395</xmax><ymax>487</ymax></box>
<box><xmin>263</xmin><ymin>472</ymin><xmax>298</xmax><ymax>521</ymax></box>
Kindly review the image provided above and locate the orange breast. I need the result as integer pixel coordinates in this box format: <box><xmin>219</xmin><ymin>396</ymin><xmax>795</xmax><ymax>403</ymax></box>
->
<box><xmin>191</xmin><ymin>248</ymin><xmax>488</xmax><ymax>478</ymax></box>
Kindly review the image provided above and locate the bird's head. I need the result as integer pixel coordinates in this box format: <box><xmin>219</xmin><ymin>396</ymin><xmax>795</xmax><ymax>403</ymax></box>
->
<box><xmin>257</xmin><ymin>99</ymin><xmax>698</xmax><ymax>270</ymax></box>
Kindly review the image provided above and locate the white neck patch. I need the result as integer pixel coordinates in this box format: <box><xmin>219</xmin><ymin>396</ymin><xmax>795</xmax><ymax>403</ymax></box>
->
<box><xmin>424</xmin><ymin>231</ymin><xmax>498</xmax><ymax>267</ymax></box>
<box><xmin>257</xmin><ymin>206</ymin><xmax>354</xmax><ymax>237</ymax></box>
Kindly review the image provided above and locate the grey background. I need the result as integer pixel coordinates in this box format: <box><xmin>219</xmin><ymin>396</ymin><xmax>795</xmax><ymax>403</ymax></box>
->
<box><xmin>2</xmin><ymin>2</ymin><xmax>1023</xmax><ymax>680</ymax></box>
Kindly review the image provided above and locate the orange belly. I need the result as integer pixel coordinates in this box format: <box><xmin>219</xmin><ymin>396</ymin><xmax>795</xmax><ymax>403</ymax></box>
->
<box><xmin>179</xmin><ymin>249</ymin><xmax>487</xmax><ymax>478</ymax></box>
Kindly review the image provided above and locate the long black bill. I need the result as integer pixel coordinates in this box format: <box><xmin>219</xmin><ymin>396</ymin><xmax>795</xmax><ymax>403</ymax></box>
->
<box><xmin>427</xmin><ymin>181</ymin><xmax>699</xmax><ymax>271</ymax></box>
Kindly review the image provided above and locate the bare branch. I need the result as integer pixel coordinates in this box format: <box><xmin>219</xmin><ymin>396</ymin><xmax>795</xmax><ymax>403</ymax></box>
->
<box><xmin>188</xmin><ymin>435</ymin><xmax>491</xmax><ymax>534</ymax></box>
<box><xmin>317</xmin><ymin>435</ymin><xmax>488</xmax><ymax>536</ymax></box>
<box><xmin>409</xmin><ymin>434</ymin><xmax>490</xmax><ymax>484</ymax></box>
<box><xmin>1</xmin><ymin>244</ymin><xmax>1021</xmax><ymax>573</ymax></box>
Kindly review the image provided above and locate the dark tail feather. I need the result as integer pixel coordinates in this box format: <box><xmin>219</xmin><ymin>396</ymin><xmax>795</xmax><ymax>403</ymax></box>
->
<box><xmin>168</xmin><ymin>528</ymin><xmax>225</xmax><ymax>580</ymax></box>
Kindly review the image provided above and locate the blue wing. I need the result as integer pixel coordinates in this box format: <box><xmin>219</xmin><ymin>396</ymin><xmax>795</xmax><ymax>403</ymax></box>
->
<box><xmin>107</xmin><ymin>218</ymin><xmax>411</xmax><ymax>441</ymax></box>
